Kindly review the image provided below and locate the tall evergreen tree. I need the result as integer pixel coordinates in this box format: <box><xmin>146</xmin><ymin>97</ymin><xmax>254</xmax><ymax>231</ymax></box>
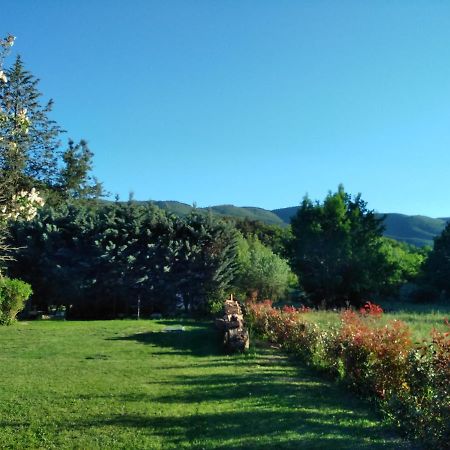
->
<box><xmin>0</xmin><ymin>56</ymin><xmax>63</xmax><ymax>190</ymax></box>
<box><xmin>290</xmin><ymin>185</ymin><xmax>391</xmax><ymax>306</ymax></box>
<box><xmin>0</xmin><ymin>55</ymin><xmax>103</xmax><ymax>204</ymax></box>
<box><xmin>57</xmin><ymin>139</ymin><xmax>104</xmax><ymax>200</ymax></box>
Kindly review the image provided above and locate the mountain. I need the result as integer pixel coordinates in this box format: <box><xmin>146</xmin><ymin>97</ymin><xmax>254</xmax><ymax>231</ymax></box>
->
<box><xmin>149</xmin><ymin>201</ymin><xmax>286</xmax><ymax>226</ymax></box>
<box><xmin>141</xmin><ymin>201</ymin><xmax>447</xmax><ymax>247</ymax></box>
<box><xmin>273</xmin><ymin>207</ymin><xmax>448</xmax><ymax>247</ymax></box>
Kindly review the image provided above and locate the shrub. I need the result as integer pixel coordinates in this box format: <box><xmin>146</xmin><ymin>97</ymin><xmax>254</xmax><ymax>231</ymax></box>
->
<box><xmin>0</xmin><ymin>277</ymin><xmax>32</xmax><ymax>325</ymax></box>
<box><xmin>387</xmin><ymin>324</ymin><xmax>450</xmax><ymax>448</ymax></box>
<box><xmin>337</xmin><ymin>310</ymin><xmax>412</xmax><ymax>397</ymax></box>
<box><xmin>246</xmin><ymin>300</ymin><xmax>449</xmax><ymax>448</ymax></box>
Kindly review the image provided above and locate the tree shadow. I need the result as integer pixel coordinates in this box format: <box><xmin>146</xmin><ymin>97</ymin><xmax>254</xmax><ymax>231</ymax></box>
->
<box><xmin>63</xmin><ymin>408</ymin><xmax>404</xmax><ymax>450</ymax></box>
<box><xmin>107</xmin><ymin>321</ymin><xmax>223</xmax><ymax>357</ymax></box>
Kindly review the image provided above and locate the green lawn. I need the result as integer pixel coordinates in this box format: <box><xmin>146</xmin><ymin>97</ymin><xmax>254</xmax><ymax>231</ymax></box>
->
<box><xmin>0</xmin><ymin>320</ymin><xmax>408</xmax><ymax>449</ymax></box>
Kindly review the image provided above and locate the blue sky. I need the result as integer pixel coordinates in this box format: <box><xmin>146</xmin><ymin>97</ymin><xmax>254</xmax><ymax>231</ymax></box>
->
<box><xmin>3</xmin><ymin>1</ymin><xmax>450</xmax><ymax>216</ymax></box>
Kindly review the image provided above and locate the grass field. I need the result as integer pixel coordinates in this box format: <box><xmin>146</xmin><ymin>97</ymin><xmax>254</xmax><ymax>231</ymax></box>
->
<box><xmin>298</xmin><ymin>302</ymin><xmax>449</xmax><ymax>341</ymax></box>
<box><xmin>0</xmin><ymin>319</ymin><xmax>408</xmax><ymax>449</ymax></box>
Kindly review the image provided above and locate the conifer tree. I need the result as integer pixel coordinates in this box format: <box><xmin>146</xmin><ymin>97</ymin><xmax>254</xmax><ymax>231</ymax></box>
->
<box><xmin>57</xmin><ymin>139</ymin><xmax>104</xmax><ymax>200</ymax></box>
<box><xmin>290</xmin><ymin>185</ymin><xmax>391</xmax><ymax>306</ymax></box>
<box><xmin>0</xmin><ymin>55</ymin><xmax>63</xmax><ymax>190</ymax></box>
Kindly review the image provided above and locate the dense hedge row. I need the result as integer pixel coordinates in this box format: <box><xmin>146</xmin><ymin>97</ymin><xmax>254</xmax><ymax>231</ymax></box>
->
<box><xmin>247</xmin><ymin>301</ymin><xmax>450</xmax><ymax>449</ymax></box>
<box><xmin>8</xmin><ymin>202</ymin><xmax>238</xmax><ymax>318</ymax></box>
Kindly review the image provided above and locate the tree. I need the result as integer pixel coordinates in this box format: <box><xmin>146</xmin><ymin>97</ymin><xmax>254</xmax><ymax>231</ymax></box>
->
<box><xmin>0</xmin><ymin>54</ymin><xmax>103</xmax><ymax>205</ymax></box>
<box><xmin>0</xmin><ymin>55</ymin><xmax>63</xmax><ymax>191</ymax></box>
<box><xmin>57</xmin><ymin>139</ymin><xmax>104</xmax><ymax>200</ymax></box>
<box><xmin>232</xmin><ymin>217</ymin><xmax>293</xmax><ymax>257</ymax></box>
<box><xmin>169</xmin><ymin>213</ymin><xmax>239</xmax><ymax>313</ymax></box>
<box><xmin>0</xmin><ymin>36</ymin><xmax>45</xmax><ymax>268</ymax></box>
<box><xmin>380</xmin><ymin>238</ymin><xmax>428</xmax><ymax>292</ymax></box>
<box><xmin>9</xmin><ymin>203</ymin><xmax>239</xmax><ymax>317</ymax></box>
<box><xmin>290</xmin><ymin>185</ymin><xmax>391</xmax><ymax>307</ymax></box>
<box><xmin>420</xmin><ymin>222</ymin><xmax>450</xmax><ymax>298</ymax></box>
<box><xmin>234</xmin><ymin>234</ymin><xmax>294</xmax><ymax>301</ymax></box>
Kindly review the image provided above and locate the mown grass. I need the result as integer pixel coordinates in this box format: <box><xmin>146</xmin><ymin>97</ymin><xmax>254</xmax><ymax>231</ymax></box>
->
<box><xmin>0</xmin><ymin>320</ymin><xmax>406</xmax><ymax>449</ymax></box>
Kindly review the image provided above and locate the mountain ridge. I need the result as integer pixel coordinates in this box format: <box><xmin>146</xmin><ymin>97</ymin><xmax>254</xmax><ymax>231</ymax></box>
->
<box><xmin>144</xmin><ymin>200</ymin><xmax>448</xmax><ymax>247</ymax></box>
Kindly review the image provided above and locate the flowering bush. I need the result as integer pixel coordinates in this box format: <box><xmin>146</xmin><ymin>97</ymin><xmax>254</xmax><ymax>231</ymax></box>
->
<box><xmin>246</xmin><ymin>300</ymin><xmax>449</xmax><ymax>449</ymax></box>
<box><xmin>386</xmin><ymin>324</ymin><xmax>450</xmax><ymax>448</ymax></box>
<box><xmin>359</xmin><ymin>301</ymin><xmax>383</xmax><ymax>317</ymax></box>
<box><xmin>1</xmin><ymin>188</ymin><xmax>45</xmax><ymax>222</ymax></box>
<box><xmin>337</xmin><ymin>309</ymin><xmax>412</xmax><ymax>397</ymax></box>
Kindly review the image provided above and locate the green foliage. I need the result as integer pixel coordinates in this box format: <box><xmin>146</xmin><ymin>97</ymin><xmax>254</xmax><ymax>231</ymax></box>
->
<box><xmin>0</xmin><ymin>55</ymin><xmax>102</xmax><ymax>207</ymax></box>
<box><xmin>234</xmin><ymin>234</ymin><xmax>294</xmax><ymax>301</ymax></box>
<box><xmin>290</xmin><ymin>185</ymin><xmax>391</xmax><ymax>306</ymax></box>
<box><xmin>248</xmin><ymin>301</ymin><xmax>450</xmax><ymax>449</ymax></box>
<box><xmin>8</xmin><ymin>202</ymin><xmax>238</xmax><ymax>317</ymax></box>
<box><xmin>0</xmin><ymin>277</ymin><xmax>32</xmax><ymax>325</ymax></box>
<box><xmin>232</xmin><ymin>217</ymin><xmax>293</xmax><ymax>257</ymax></box>
<box><xmin>0</xmin><ymin>56</ymin><xmax>63</xmax><ymax>191</ymax></box>
<box><xmin>379</xmin><ymin>238</ymin><xmax>428</xmax><ymax>291</ymax></box>
<box><xmin>274</xmin><ymin>207</ymin><xmax>447</xmax><ymax>248</ymax></box>
<box><xmin>56</xmin><ymin>139</ymin><xmax>104</xmax><ymax>201</ymax></box>
<box><xmin>420</xmin><ymin>222</ymin><xmax>450</xmax><ymax>298</ymax></box>
<box><xmin>142</xmin><ymin>201</ymin><xmax>286</xmax><ymax>226</ymax></box>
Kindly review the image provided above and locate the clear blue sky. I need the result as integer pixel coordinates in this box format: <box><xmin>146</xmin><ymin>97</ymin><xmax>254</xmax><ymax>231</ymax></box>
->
<box><xmin>3</xmin><ymin>1</ymin><xmax>450</xmax><ymax>216</ymax></box>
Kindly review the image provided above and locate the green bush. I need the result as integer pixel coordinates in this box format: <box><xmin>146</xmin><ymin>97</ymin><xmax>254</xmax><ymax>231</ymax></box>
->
<box><xmin>0</xmin><ymin>277</ymin><xmax>32</xmax><ymax>325</ymax></box>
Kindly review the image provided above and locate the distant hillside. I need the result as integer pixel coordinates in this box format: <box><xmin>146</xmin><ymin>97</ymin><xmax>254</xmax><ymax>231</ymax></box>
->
<box><xmin>149</xmin><ymin>201</ymin><xmax>286</xmax><ymax>226</ymax></box>
<box><xmin>124</xmin><ymin>200</ymin><xmax>447</xmax><ymax>247</ymax></box>
<box><xmin>380</xmin><ymin>214</ymin><xmax>447</xmax><ymax>247</ymax></box>
<box><xmin>273</xmin><ymin>206</ymin><xmax>448</xmax><ymax>247</ymax></box>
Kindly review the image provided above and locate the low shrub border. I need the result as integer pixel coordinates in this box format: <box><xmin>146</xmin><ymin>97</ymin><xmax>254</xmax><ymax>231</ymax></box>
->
<box><xmin>246</xmin><ymin>300</ymin><xmax>450</xmax><ymax>449</ymax></box>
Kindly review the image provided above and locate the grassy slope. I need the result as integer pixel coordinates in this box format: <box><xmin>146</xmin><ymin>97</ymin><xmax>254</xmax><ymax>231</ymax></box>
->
<box><xmin>0</xmin><ymin>320</ymin><xmax>404</xmax><ymax>449</ymax></box>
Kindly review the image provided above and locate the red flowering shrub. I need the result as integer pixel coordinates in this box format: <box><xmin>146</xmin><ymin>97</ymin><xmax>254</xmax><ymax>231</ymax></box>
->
<box><xmin>338</xmin><ymin>310</ymin><xmax>412</xmax><ymax>397</ymax></box>
<box><xmin>387</xmin><ymin>324</ymin><xmax>450</xmax><ymax>448</ymax></box>
<box><xmin>359</xmin><ymin>301</ymin><xmax>383</xmax><ymax>317</ymax></box>
<box><xmin>245</xmin><ymin>300</ymin><xmax>449</xmax><ymax>448</ymax></box>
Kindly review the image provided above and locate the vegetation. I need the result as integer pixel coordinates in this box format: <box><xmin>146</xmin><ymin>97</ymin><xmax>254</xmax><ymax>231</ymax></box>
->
<box><xmin>274</xmin><ymin>207</ymin><xmax>447</xmax><ymax>248</ymax></box>
<box><xmin>8</xmin><ymin>202</ymin><xmax>238</xmax><ymax>317</ymax></box>
<box><xmin>290</xmin><ymin>185</ymin><xmax>391</xmax><ymax>307</ymax></box>
<box><xmin>380</xmin><ymin>238</ymin><xmax>428</xmax><ymax>293</ymax></box>
<box><xmin>247</xmin><ymin>301</ymin><xmax>450</xmax><ymax>448</ymax></box>
<box><xmin>420</xmin><ymin>221</ymin><xmax>450</xmax><ymax>297</ymax></box>
<box><xmin>0</xmin><ymin>319</ymin><xmax>404</xmax><ymax>449</ymax></box>
<box><xmin>0</xmin><ymin>277</ymin><xmax>32</xmax><ymax>324</ymax></box>
<box><xmin>1</xmin><ymin>32</ymin><xmax>450</xmax><ymax>450</ymax></box>
<box><xmin>234</xmin><ymin>234</ymin><xmax>295</xmax><ymax>301</ymax></box>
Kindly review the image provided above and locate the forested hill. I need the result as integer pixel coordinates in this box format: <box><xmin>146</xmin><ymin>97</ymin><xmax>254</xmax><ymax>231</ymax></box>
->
<box><xmin>273</xmin><ymin>208</ymin><xmax>449</xmax><ymax>247</ymax></box>
<box><xmin>144</xmin><ymin>201</ymin><xmax>447</xmax><ymax>247</ymax></box>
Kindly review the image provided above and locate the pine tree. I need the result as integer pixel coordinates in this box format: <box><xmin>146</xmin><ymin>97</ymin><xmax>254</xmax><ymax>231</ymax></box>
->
<box><xmin>0</xmin><ymin>55</ymin><xmax>103</xmax><ymax>204</ymax></box>
<box><xmin>0</xmin><ymin>56</ymin><xmax>63</xmax><ymax>190</ymax></box>
<box><xmin>57</xmin><ymin>139</ymin><xmax>104</xmax><ymax>200</ymax></box>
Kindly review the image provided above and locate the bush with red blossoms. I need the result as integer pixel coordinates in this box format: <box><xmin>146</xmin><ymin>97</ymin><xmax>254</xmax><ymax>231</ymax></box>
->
<box><xmin>246</xmin><ymin>300</ymin><xmax>449</xmax><ymax>449</ymax></box>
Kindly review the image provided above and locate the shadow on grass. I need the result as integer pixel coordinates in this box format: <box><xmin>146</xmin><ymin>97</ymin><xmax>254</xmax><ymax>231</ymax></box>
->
<box><xmin>55</xmin><ymin>325</ymin><xmax>408</xmax><ymax>449</ymax></box>
<box><xmin>60</xmin><ymin>408</ymin><xmax>402</xmax><ymax>450</ymax></box>
<box><xmin>62</xmin><ymin>350</ymin><xmax>405</xmax><ymax>448</ymax></box>
<box><xmin>107</xmin><ymin>321</ymin><xmax>223</xmax><ymax>357</ymax></box>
